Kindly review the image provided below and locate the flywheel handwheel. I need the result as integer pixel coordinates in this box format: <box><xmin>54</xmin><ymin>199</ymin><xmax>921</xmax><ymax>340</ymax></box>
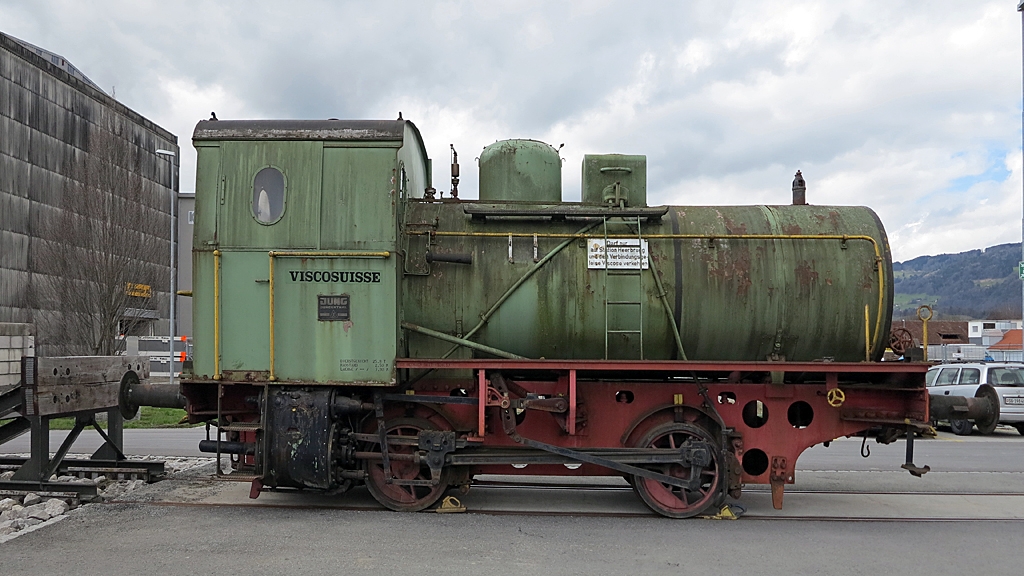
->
<box><xmin>363</xmin><ymin>417</ymin><xmax>452</xmax><ymax>512</ymax></box>
<box><xmin>889</xmin><ymin>327</ymin><xmax>914</xmax><ymax>356</ymax></box>
<box><xmin>630</xmin><ymin>422</ymin><xmax>722</xmax><ymax>518</ymax></box>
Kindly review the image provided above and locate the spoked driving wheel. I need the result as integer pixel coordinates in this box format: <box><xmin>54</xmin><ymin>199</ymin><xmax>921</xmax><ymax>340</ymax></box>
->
<box><xmin>630</xmin><ymin>422</ymin><xmax>722</xmax><ymax>518</ymax></box>
<box><xmin>364</xmin><ymin>417</ymin><xmax>452</xmax><ymax>512</ymax></box>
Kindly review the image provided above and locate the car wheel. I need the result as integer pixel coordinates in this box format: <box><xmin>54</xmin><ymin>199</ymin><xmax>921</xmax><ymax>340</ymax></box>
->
<box><xmin>950</xmin><ymin>419</ymin><xmax>973</xmax><ymax>436</ymax></box>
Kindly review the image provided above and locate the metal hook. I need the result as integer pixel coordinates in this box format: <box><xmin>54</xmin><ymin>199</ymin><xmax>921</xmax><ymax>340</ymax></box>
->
<box><xmin>860</xmin><ymin>434</ymin><xmax>870</xmax><ymax>458</ymax></box>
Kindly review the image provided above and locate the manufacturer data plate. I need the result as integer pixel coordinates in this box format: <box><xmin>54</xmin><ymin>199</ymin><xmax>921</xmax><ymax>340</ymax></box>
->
<box><xmin>587</xmin><ymin>239</ymin><xmax>649</xmax><ymax>270</ymax></box>
<box><xmin>318</xmin><ymin>294</ymin><xmax>350</xmax><ymax>321</ymax></box>
<box><xmin>1005</xmin><ymin>396</ymin><xmax>1024</xmax><ymax>405</ymax></box>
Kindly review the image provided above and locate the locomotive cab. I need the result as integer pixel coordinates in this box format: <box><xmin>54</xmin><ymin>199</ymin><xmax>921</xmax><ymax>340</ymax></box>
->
<box><xmin>190</xmin><ymin>120</ymin><xmax>431</xmax><ymax>386</ymax></box>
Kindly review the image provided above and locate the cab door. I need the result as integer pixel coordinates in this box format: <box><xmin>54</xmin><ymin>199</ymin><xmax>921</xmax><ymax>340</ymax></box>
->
<box><xmin>215</xmin><ymin>141</ymin><xmax>323</xmax><ymax>375</ymax></box>
<box><xmin>270</xmin><ymin>145</ymin><xmax>399</xmax><ymax>384</ymax></box>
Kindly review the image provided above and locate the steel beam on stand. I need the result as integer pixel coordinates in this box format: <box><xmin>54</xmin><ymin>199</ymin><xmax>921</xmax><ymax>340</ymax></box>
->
<box><xmin>11</xmin><ymin>414</ymin><xmax>50</xmax><ymax>481</ymax></box>
<box><xmin>0</xmin><ymin>384</ymin><xmax>22</xmax><ymax>418</ymax></box>
<box><xmin>0</xmin><ymin>355</ymin><xmax>167</xmax><ymax>500</ymax></box>
<box><xmin>0</xmin><ymin>417</ymin><xmax>30</xmax><ymax>445</ymax></box>
<box><xmin>9</xmin><ymin>412</ymin><xmax>124</xmax><ymax>482</ymax></box>
<box><xmin>0</xmin><ymin>457</ymin><xmax>165</xmax><ymax>480</ymax></box>
<box><xmin>89</xmin><ymin>409</ymin><xmax>126</xmax><ymax>461</ymax></box>
<box><xmin>0</xmin><ymin>482</ymin><xmax>95</xmax><ymax>501</ymax></box>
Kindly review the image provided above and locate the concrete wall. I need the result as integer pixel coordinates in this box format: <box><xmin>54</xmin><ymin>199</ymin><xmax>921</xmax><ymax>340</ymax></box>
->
<box><xmin>989</xmin><ymin>350</ymin><xmax>1023</xmax><ymax>363</ymax></box>
<box><xmin>927</xmin><ymin>343</ymin><xmax>989</xmax><ymax>363</ymax></box>
<box><xmin>0</xmin><ymin>32</ymin><xmax>179</xmax><ymax>354</ymax></box>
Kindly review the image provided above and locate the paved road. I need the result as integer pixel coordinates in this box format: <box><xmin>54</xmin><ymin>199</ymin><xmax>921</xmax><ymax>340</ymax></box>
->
<box><xmin>1</xmin><ymin>427</ymin><xmax>209</xmax><ymax>457</ymax></box>
<box><xmin>2</xmin><ymin>498</ymin><xmax>1022</xmax><ymax>575</ymax></box>
<box><xmin>3</xmin><ymin>428</ymin><xmax>1023</xmax><ymax>573</ymax></box>
<box><xmin>799</xmin><ymin>426</ymin><xmax>1024</xmax><ymax>472</ymax></box>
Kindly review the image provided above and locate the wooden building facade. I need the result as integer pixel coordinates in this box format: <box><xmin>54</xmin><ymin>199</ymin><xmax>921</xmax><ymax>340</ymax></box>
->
<box><xmin>0</xmin><ymin>32</ymin><xmax>179</xmax><ymax>355</ymax></box>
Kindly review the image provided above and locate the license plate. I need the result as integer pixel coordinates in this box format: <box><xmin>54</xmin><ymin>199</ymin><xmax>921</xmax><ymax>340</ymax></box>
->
<box><xmin>1006</xmin><ymin>397</ymin><xmax>1024</xmax><ymax>405</ymax></box>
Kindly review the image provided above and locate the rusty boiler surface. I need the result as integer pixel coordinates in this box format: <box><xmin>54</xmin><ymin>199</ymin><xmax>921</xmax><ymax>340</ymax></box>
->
<box><xmin>402</xmin><ymin>201</ymin><xmax>891</xmax><ymax>363</ymax></box>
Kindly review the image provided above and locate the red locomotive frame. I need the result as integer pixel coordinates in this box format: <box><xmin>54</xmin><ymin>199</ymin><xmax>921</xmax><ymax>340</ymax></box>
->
<box><xmin>186</xmin><ymin>358</ymin><xmax>930</xmax><ymax>518</ymax></box>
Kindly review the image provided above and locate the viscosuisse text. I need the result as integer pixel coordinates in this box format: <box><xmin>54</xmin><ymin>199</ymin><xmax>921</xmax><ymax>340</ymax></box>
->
<box><xmin>288</xmin><ymin>271</ymin><xmax>381</xmax><ymax>283</ymax></box>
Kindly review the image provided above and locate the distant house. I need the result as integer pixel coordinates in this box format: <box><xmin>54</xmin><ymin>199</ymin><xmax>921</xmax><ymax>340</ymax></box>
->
<box><xmin>968</xmin><ymin>320</ymin><xmax>1022</xmax><ymax>346</ymax></box>
<box><xmin>987</xmin><ymin>329</ymin><xmax>1023</xmax><ymax>362</ymax></box>
<box><xmin>890</xmin><ymin>320</ymin><xmax>990</xmax><ymax>362</ymax></box>
<box><xmin>895</xmin><ymin>320</ymin><xmax>969</xmax><ymax>347</ymax></box>
<box><xmin>893</xmin><ymin>319</ymin><xmax>1024</xmax><ymax>363</ymax></box>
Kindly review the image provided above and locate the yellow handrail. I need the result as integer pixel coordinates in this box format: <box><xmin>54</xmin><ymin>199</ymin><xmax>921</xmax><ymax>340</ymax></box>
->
<box><xmin>267</xmin><ymin>250</ymin><xmax>391</xmax><ymax>381</ymax></box>
<box><xmin>269</xmin><ymin>251</ymin><xmax>393</xmax><ymax>258</ymax></box>
<box><xmin>268</xmin><ymin>252</ymin><xmax>276</xmax><ymax>381</ymax></box>
<box><xmin>213</xmin><ymin>250</ymin><xmax>221</xmax><ymax>380</ymax></box>
<box><xmin>406</xmin><ymin>231</ymin><xmax>886</xmax><ymax>358</ymax></box>
<box><xmin>864</xmin><ymin>304</ymin><xmax>871</xmax><ymax>362</ymax></box>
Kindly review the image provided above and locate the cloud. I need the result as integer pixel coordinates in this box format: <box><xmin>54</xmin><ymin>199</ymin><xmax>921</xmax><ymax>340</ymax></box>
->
<box><xmin>0</xmin><ymin>0</ymin><xmax>1020</xmax><ymax>261</ymax></box>
<box><xmin>154</xmin><ymin>76</ymin><xmax>254</xmax><ymax>193</ymax></box>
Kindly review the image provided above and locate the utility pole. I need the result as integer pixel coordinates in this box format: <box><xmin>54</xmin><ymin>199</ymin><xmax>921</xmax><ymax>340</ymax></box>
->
<box><xmin>1019</xmin><ymin>2</ymin><xmax>1024</xmax><ymax>361</ymax></box>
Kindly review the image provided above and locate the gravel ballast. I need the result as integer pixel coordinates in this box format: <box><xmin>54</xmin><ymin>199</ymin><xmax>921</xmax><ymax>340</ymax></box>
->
<box><xmin>0</xmin><ymin>455</ymin><xmax>218</xmax><ymax>543</ymax></box>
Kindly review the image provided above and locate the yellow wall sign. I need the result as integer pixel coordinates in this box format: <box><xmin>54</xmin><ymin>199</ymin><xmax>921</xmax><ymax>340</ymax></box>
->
<box><xmin>125</xmin><ymin>282</ymin><xmax>152</xmax><ymax>298</ymax></box>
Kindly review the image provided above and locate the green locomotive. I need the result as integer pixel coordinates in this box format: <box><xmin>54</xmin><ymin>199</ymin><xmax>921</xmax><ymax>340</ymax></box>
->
<box><xmin>182</xmin><ymin>118</ymin><xmax>930</xmax><ymax>518</ymax></box>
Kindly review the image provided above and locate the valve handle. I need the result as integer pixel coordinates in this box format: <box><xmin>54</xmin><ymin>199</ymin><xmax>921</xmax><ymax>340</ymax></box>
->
<box><xmin>827</xmin><ymin>388</ymin><xmax>845</xmax><ymax>408</ymax></box>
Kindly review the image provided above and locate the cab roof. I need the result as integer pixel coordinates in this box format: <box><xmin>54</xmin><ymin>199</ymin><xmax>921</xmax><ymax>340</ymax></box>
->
<box><xmin>192</xmin><ymin>119</ymin><xmax>406</xmax><ymax>142</ymax></box>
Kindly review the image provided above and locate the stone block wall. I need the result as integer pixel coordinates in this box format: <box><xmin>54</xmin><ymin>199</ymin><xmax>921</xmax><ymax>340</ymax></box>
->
<box><xmin>0</xmin><ymin>322</ymin><xmax>33</xmax><ymax>388</ymax></box>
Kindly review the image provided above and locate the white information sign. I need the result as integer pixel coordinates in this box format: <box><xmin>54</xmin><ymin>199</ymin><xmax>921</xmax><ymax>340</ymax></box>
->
<box><xmin>587</xmin><ymin>239</ymin><xmax>649</xmax><ymax>269</ymax></box>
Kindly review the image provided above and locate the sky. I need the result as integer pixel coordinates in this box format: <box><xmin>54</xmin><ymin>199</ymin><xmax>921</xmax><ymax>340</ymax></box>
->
<box><xmin>1</xmin><ymin>0</ymin><xmax>1022</xmax><ymax>261</ymax></box>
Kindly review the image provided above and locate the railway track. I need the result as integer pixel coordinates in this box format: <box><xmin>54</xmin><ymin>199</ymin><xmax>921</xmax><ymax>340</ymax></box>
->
<box><xmin>100</xmin><ymin>497</ymin><xmax>1024</xmax><ymax>523</ymax></box>
<box><xmin>91</xmin><ymin>473</ymin><xmax>1024</xmax><ymax>523</ymax></box>
<box><xmin>471</xmin><ymin>478</ymin><xmax>1024</xmax><ymax>497</ymax></box>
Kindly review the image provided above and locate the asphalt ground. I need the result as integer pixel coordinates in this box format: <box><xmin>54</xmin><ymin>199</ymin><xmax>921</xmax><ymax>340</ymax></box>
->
<box><xmin>3</xmin><ymin>483</ymin><xmax>1023</xmax><ymax>575</ymax></box>
<box><xmin>5</xmin><ymin>503</ymin><xmax>1022</xmax><ymax>576</ymax></box>
<box><xmin>2</xmin><ymin>427</ymin><xmax>1023</xmax><ymax>574</ymax></box>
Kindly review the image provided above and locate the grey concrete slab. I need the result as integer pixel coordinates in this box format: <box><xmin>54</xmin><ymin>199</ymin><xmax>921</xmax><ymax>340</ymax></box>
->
<box><xmin>797</xmin><ymin>428</ymin><xmax>1024</xmax><ymax>472</ymax></box>
<box><xmin>2</xmin><ymin>499</ymin><xmax>1022</xmax><ymax>575</ymax></box>
<box><xmin>777</xmin><ymin>470</ymin><xmax>1024</xmax><ymax>494</ymax></box>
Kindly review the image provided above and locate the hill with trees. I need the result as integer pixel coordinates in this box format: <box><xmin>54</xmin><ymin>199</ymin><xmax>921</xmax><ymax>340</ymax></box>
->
<box><xmin>892</xmin><ymin>242</ymin><xmax>1021</xmax><ymax>320</ymax></box>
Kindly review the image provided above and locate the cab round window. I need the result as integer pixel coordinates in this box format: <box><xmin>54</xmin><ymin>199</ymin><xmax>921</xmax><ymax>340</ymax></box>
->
<box><xmin>253</xmin><ymin>167</ymin><xmax>285</xmax><ymax>223</ymax></box>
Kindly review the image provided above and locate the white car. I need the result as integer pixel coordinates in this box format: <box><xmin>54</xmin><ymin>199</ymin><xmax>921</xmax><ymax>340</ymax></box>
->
<box><xmin>926</xmin><ymin>362</ymin><xmax>1024</xmax><ymax>435</ymax></box>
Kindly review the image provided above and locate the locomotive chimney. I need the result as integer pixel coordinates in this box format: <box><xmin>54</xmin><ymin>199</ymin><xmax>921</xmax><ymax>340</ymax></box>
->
<box><xmin>450</xmin><ymin>144</ymin><xmax>460</xmax><ymax>199</ymax></box>
<box><xmin>792</xmin><ymin>170</ymin><xmax>806</xmax><ymax>205</ymax></box>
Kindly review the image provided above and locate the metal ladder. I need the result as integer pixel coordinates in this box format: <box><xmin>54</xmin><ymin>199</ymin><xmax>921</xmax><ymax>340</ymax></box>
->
<box><xmin>603</xmin><ymin>215</ymin><xmax>644</xmax><ymax>359</ymax></box>
<box><xmin>214</xmin><ymin>382</ymin><xmax>265</xmax><ymax>480</ymax></box>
